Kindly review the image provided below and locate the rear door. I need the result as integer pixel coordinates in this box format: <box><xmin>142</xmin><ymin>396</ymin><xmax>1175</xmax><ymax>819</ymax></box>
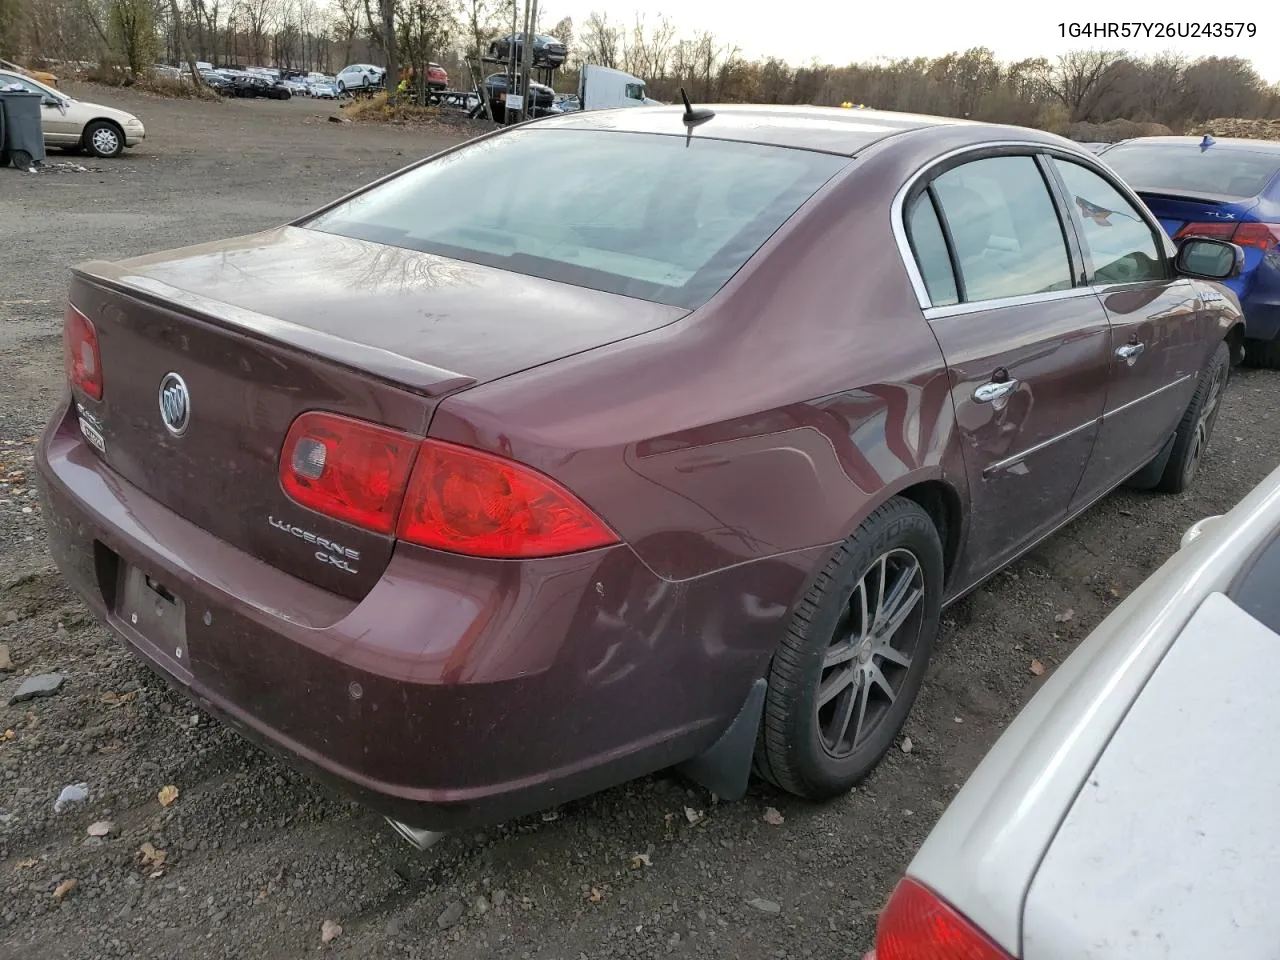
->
<box><xmin>902</xmin><ymin>151</ymin><xmax>1111</xmax><ymax>582</ymax></box>
<box><xmin>1047</xmin><ymin>156</ymin><xmax>1210</xmax><ymax>506</ymax></box>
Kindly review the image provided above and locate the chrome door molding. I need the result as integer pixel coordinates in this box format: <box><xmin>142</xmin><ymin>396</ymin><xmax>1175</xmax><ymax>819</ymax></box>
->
<box><xmin>1105</xmin><ymin>373</ymin><xmax>1195</xmax><ymax>419</ymax></box>
<box><xmin>982</xmin><ymin>417</ymin><xmax>1100</xmax><ymax>478</ymax></box>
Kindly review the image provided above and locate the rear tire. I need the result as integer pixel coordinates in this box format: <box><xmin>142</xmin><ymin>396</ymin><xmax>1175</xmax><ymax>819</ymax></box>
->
<box><xmin>754</xmin><ymin>497</ymin><xmax>943</xmax><ymax>800</ymax></box>
<box><xmin>1244</xmin><ymin>336</ymin><xmax>1280</xmax><ymax>369</ymax></box>
<box><xmin>1155</xmin><ymin>340</ymin><xmax>1230</xmax><ymax>494</ymax></box>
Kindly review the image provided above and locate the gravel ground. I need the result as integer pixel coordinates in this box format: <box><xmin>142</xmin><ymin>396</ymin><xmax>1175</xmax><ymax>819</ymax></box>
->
<box><xmin>2</xmin><ymin>85</ymin><xmax>1278</xmax><ymax>960</ymax></box>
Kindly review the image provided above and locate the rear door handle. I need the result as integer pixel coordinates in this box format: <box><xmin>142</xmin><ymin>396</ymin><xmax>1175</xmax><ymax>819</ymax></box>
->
<box><xmin>1116</xmin><ymin>342</ymin><xmax>1146</xmax><ymax>362</ymax></box>
<box><xmin>973</xmin><ymin>379</ymin><xmax>1019</xmax><ymax>403</ymax></box>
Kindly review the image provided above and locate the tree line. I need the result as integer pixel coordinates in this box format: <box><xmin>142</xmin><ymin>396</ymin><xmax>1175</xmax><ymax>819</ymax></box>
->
<box><xmin>2</xmin><ymin>0</ymin><xmax>1277</xmax><ymax>131</ymax></box>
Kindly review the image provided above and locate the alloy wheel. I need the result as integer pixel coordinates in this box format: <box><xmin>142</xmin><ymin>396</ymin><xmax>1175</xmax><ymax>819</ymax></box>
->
<box><xmin>815</xmin><ymin>548</ymin><xmax>925</xmax><ymax>758</ymax></box>
<box><xmin>91</xmin><ymin>127</ymin><xmax>119</xmax><ymax>156</ymax></box>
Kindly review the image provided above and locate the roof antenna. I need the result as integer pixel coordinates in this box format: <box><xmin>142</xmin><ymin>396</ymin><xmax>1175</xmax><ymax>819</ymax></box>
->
<box><xmin>679</xmin><ymin>87</ymin><xmax>715</xmax><ymax>145</ymax></box>
<box><xmin>1200</xmin><ymin>133</ymin><xmax>1215</xmax><ymax>151</ymax></box>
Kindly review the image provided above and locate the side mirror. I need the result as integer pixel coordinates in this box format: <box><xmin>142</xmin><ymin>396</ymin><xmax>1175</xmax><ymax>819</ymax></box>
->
<box><xmin>1175</xmin><ymin>236</ymin><xmax>1244</xmax><ymax>280</ymax></box>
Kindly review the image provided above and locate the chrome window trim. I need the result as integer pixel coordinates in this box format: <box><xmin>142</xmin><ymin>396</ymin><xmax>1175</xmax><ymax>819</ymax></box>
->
<box><xmin>891</xmin><ymin>138</ymin><xmax>1177</xmax><ymax>314</ymax></box>
<box><xmin>923</xmin><ymin>286</ymin><xmax>1096</xmax><ymax>321</ymax></box>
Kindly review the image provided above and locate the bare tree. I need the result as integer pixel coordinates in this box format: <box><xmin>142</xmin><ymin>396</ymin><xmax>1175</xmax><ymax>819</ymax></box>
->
<box><xmin>332</xmin><ymin>0</ymin><xmax>361</xmax><ymax>66</ymax></box>
<box><xmin>458</xmin><ymin>0</ymin><xmax>494</xmax><ymax>61</ymax></box>
<box><xmin>107</xmin><ymin>0</ymin><xmax>158</xmax><ymax>73</ymax></box>
<box><xmin>1042</xmin><ymin>49</ymin><xmax>1128</xmax><ymax>122</ymax></box>
<box><xmin>396</xmin><ymin>0</ymin><xmax>451</xmax><ymax>102</ymax></box>
<box><xmin>239</xmin><ymin>0</ymin><xmax>275</xmax><ymax>64</ymax></box>
<box><xmin>579</xmin><ymin>10</ymin><xmax>617</xmax><ymax>69</ymax></box>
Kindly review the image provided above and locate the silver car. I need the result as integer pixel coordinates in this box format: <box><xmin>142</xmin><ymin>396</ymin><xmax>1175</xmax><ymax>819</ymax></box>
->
<box><xmin>867</xmin><ymin>462</ymin><xmax>1280</xmax><ymax>958</ymax></box>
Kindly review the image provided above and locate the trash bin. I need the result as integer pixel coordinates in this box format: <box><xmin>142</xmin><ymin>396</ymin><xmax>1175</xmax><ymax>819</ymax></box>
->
<box><xmin>0</xmin><ymin>90</ymin><xmax>46</xmax><ymax>170</ymax></box>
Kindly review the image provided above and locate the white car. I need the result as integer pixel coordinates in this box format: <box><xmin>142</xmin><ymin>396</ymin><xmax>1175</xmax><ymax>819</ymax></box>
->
<box><xmin>866</xmin><ymin>463</ymin><xmax>1280</xmax><ymax>958</ymax></box>
<box><xmin>307</xmin><ymin>79</ymin><xmax>339</xmax><ymax>100</ymax></box>
<box><xmin>336</xmin><ymin>63</ymin><xmax>384</xmax><ymax>93</ymax></box>
<box><xmin>0</xmin><ymin>69</ymin><xmax>145</xmax><ymax>157</ymax></box>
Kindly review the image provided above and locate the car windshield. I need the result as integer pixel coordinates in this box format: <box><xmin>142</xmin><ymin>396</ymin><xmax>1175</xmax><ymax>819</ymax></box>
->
<box><xmin>303</xmin><ymin>129</ymin><xmax>847</xmax><ymax>309</ymax></box>
<box><xmin>1102</xmin><ymin>141</ymin><xmax>1280</xmax><ymax>200</ymax></box>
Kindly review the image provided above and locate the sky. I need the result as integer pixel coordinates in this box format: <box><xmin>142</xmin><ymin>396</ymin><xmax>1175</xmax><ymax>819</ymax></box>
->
<box><xmin>531</xmin><ymin>0</ymin><xmax>1280</xmax><ymax>83</ymax></box>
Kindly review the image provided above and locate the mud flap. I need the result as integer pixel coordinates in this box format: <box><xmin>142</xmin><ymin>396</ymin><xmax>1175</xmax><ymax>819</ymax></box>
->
<box><xmin>1125</xmin><ymin>431</ymin><xmax>1176</xmax><ymax>491</ymax></box>
<box><xmin>676</xmin><ymin>678</ymin><xmax>767</xmax><ymax>801</ymax></box>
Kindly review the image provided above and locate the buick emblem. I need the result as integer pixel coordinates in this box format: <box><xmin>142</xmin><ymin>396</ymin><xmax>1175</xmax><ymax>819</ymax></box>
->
<box><xmin>158</xmin><ymin>372</ymin><xmax>191</xmax><ymax>437</ymax></box>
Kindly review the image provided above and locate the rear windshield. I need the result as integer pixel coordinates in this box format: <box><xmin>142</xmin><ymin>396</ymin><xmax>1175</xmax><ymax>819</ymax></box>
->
<box><xmin>1102</xmin><ymin>142</ymin><xmax>1280</xmax><ymax>200</ymax></box>
<box><xmin>303</xmin><ymin>128</ymin><xmax>847</xmax><ymax>309</ymax></box>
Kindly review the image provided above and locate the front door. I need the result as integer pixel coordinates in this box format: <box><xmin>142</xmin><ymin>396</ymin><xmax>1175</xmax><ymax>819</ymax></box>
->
<box><xmin>903</xmin><ymin>153</ymin><xmax>1112</xmax><ymax>584</ymax></box>
<box><xmin>0</xmin><ymin>72</ymin><xmax>74</xmax><ymax>144</ymax></box>
<box><xmin>1048</xmin><ymin>156</ymin><xmax>1213</xmax><ymax>506</ymax></box>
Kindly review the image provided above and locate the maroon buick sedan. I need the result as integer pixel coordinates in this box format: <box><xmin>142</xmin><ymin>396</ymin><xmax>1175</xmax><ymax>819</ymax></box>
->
<box><xmin>38</xmin><ymin>104</ymin><xmax>1244</xmax><ymax>846</ymax></box>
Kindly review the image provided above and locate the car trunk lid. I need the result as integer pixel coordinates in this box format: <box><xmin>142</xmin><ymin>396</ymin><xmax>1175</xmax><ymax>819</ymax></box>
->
<box><xmin>1134</xmin><ymin>190</ymin><xmax>1258</xmax><ymax>240</ymax></box>
<box><xmin>69</xmin><ymin>228</ymin><xmax>686</xmax><ymax>600</ymax></box>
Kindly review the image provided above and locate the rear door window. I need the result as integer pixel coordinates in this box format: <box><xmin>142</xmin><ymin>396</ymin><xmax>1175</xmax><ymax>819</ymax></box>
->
<box><xmin>1052</xmin><ymin>158</ymin><xmax>1168</xmax><ymax>284</ymax></box>
<box><xmin>931</xmin><ymin>156</ymin><xmax>1074</xmax><ymax>302</ymax></box>
<box><xmin>904</xmin><ymin>192</ymin><xmax>959</xmax><ymax>306</ymax></box>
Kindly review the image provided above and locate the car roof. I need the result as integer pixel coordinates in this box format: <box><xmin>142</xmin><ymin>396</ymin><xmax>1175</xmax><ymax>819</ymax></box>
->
<box><xmin>529</xmin><ymin>104</ymin><xmax>1018</xmax><ymax>156</ymax></box>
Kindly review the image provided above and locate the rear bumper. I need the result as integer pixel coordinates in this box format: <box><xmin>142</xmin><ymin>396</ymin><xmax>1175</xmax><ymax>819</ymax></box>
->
<box><xmin>36</xmin><ymin>398</ymin><xmax>806</xmax><ymax>830</ymax></box>
<box><xmin>1242</xmin><ymin>297</ymin><xmax>1280</xmax><ymax>342</ymax></box>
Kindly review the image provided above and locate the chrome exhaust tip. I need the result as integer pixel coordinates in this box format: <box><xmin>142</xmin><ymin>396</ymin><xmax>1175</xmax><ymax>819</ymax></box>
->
<box><xmin>384</xmin><ymin>817</ymin><xmax>447</xmax><ymax>852</ymax></box>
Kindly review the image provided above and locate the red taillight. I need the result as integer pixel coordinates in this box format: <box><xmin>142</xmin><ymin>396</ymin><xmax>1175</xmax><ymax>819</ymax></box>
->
<box><xmin>397</xmin><ymin>439</ymin><xmax>619</xmax><ymax>558</ymax></box>
<box><xmin>278</xmin><ymin>414</ymin><xmax>619</xmax><ymax>558</ymax></box>
<box><xmin>1174</xmin><ymin>220</ymin><xmax>1280</xmax><ymax>250</ymax></box>
<box><xmin>63</xmin><ymin>303</ymin><xmax>103</xmax><ymax>400</ymax></box>
<box><xmin>1230</xmin><ymin>222</ymin><xmax>1280</xmax><ymax>249</ymax></box>
<box><xmin>279</xmin><ymin>412</ymin><xmax>418</xmax><ymax>534</ymax></box>
<box><xmin>1173</xmin><ymin>221</ymin><xmax>1235</xmax><ymax>242</ymax></box>
<box><xmin>873</xmin><ymin>878</ymin><xmax>1014</xmax><ymax>960</ymax></box>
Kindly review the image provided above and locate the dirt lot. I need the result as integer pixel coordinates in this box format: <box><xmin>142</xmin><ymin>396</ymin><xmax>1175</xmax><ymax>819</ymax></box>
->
<box><xmin>1</xmin><ymin>85</ymin><xmax>1277</xmax><ymax>960</ymax></box>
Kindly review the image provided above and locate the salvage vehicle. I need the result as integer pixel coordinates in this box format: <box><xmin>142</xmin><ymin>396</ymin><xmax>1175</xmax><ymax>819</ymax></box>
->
<box><xmin>865</xmin><ymin>463</ymin><xmax>1280</xmax><ymax>959</ymax></box>
<box><xmin>487</xmin><ymin>32</ymin><xmax>567</xmax><ymax>68</ymax></box>
<box><xmin>0</xmin><ymin>68</ymin><xmax>144</xmax><ymax>157</ymax></box>
<box><xmin>228</xmin><ymin>73</ymin><xmax>291</xmax><ymax>99</ymax></box>
<box><xmin>38</xmin><ymin>105</ymin><xmax>1243</xmax><ymax>848</ymax></box>
<box><xmin>307</xmin><ymin>78</ymin><xmax>339</xmax><ymax>99</ymax></box>
<box><xmin>1100</xmin><ymin>135</ymin><xmax>1280</xmax><ymax>368</ymax></box>
<box><xmin>336</xmin><ymin>63</ymin><xmax>384</xmax><ymax>94</ymax></box>
<box><xmin>480</xmin><ymin>72</ymin><xmax>556</xmax><ymax>117</ymax></box>
<box><xmin>0</xmin><ymin>56</ymin><xmax>58</xmax><ymax>86</ymax></box>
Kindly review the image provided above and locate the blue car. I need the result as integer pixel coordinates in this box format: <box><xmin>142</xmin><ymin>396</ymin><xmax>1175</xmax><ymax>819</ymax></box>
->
<box><xmin>1100</xmin><ymin>136</ymin><xmax>1280</xmax><ymax>366</ymax></box>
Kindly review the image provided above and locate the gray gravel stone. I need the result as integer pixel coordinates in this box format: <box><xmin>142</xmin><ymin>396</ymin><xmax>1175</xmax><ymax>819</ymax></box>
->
<box><xmin>9</xmin><ymin>672</ymin><xmax>65</xmax><ymax>703</ymax></box>
<box><xmin>437</xmin><ymin>900</ymin><xmax>465</xmax><ymax>930</ymax></box>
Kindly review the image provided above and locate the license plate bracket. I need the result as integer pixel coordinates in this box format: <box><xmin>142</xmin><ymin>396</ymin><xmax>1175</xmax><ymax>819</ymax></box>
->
<box><xmin>117</xmin><ymin>564</ymin><xmax>189</xmax><ymax>670</ymax></box>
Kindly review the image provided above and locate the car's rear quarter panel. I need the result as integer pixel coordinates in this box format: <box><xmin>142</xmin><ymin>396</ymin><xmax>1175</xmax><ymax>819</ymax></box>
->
<box><xmin>429</xmin><ymin>139</ymin><xmax>964</xmax><ymax>576</ymax></box>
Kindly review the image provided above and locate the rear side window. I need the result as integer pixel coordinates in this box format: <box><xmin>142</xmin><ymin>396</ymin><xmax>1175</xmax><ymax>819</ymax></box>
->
<box><xmin>304</xmin><ymin>129</ymin><xmax>847</xmax><ymax>309</ymax></box>
<box><xmin>1052</xmin><ymin>158</ymin><xmax>1167</xmax><ymax>284</ymax></box>
<box><xmin>931</xmin><ymin>156</ymin><xmax>1073</xmax><ymax>302</ymax></box>
<box><xmin>1102</xmin><ymin>142</ymin><xmax>1280</xmax><ymax>200</ymax></box>
<box><xmin>905</xmin><ymin>192</ymin><xmax>959</xmax><ymax>306</ymax></box>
